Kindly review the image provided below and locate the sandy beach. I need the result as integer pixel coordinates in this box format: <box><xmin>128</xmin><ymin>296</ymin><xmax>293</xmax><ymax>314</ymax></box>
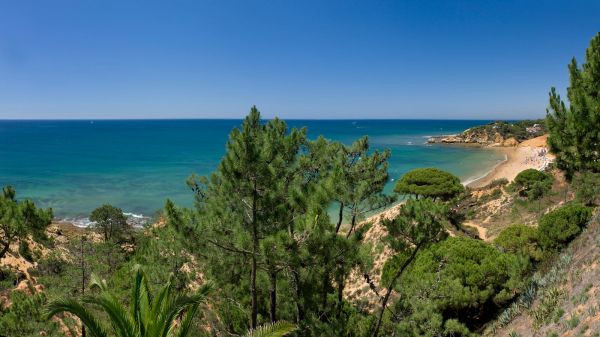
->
<box><xmin>467</xmin><ymin>135</ymin><xmax>554</xmax><ymax>188</ymax></box>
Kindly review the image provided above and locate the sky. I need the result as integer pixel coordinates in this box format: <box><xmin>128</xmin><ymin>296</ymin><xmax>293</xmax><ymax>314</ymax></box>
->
<box><xmin>0</xmin><ymin>1</ymin><xmax>598</xmax><ymax>120</ymax></box>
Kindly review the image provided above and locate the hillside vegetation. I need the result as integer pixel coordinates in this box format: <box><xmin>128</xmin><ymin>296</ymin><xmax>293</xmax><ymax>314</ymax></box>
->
<box><xmin>1</xmin><ymin>32</ymin><xmax>600</xmax><ymax>337</ymax></box>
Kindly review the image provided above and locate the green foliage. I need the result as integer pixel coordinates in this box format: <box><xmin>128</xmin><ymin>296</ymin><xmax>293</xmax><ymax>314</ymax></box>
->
<box><xmin>332</xmin><ymin>136</ymin><xmax>395</xmax><ymax>235</ymax></box>
<box><xmin>245</xmin><ymin>321</ymin><xmax>296</xmax><ymax>337</ymax></box>
<box><xmin>46</xmin><ymin>267</ymin><xmax>211</xmax><ymax>337</ymax></box>
<box><xmin>512</xmin><ymin>169</ymin><xmax>553</xmax><ymax>199</ymax></box>
<box><xmin>394</xmin><ymin>168</ymin><xmax>464</xmax><ymax>201</ymax></box>
<box><xmin>0</xmin><ymin>185</ymin><xmax>53</xmax><ymax>259</ymax></box>
<box><xmin>487</xmin><ymin>178</ymin><xmax>509</xmax><ymax>188</ymax></box>
<box><xmin>90</xmin><ymin>204</ymin><xmax>130</xmax><ymax>242</ymax></box>
<box><xmin>538</xmin><ymin>203</ymin><xmax>592</xmax><ymax>251</ymax></box>
<box><xmin>0</xmin><ymin>292</ymin><xmax>63</xmax><ymax>337</ymax></box>
<box><xmin>494</xmin><ymin>224</ymin><xmax>543</xmax><ymax>261</ymax></box>
<box><xmin>572</xmin><ymin>171</ymin><xmax>600</xmax><ymax>206</ymax></box>
<box><xmin>546</xmin><ymin>33</ymin><xmax>600</xmax><ymax>179</ymax></box>
<box><xmin>393</xmin><ymin>237</ymin><xmax>530</xmax><ymax>336</ymax></box>
<box><xmin>464</xmin><ymin>120</ymin><xmax>545</xmax><ymax>142</ymax></box>
<box><xmin>184</xmin><ymin>107</ymin><xmax>374</xmax><ymax>335</ymax></box>
<box><xmin>374</xmin><ymin>199</ymin><xmax>449</xmax><ymax>337</ymax></box>
<box><xmin>0</xmin><ymin>266</ymin><xmax>18</xmax><ymax>291</ymax></box>
<box><xmin>530</xmin><ymin>287</ymin><xmax>565</xmax><ymax>329</ymax></box>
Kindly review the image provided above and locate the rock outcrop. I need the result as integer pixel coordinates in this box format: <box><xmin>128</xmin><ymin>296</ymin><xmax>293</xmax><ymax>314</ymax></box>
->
<box><xmin>427</xmin><ymin>120</ymin><xmax>545</xmax><ymax>147</ymax></box>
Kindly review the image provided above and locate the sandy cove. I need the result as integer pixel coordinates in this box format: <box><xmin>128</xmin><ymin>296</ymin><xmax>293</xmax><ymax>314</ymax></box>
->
<box><xmin>467</xmin><ymin>135</ymin><xmax>554</xmax><ymax>189</ymax></box>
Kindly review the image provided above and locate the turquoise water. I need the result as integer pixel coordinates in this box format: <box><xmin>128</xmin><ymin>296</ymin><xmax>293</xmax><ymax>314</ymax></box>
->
<box><xmin>0</xmin><ymin>120</ymin><xmax>503</xmax><ymax>224</ymax></box>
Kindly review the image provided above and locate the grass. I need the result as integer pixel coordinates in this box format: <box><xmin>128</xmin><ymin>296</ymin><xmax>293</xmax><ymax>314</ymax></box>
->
<box><xmin>566</xmin><ymin>314</ymin><xmax>580</xmax><ymax>329</ymax></box>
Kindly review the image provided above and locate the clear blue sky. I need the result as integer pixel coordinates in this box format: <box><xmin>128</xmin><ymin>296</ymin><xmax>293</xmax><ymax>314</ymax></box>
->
<box><xmin>0</xmin><ymin>1</ymin><xmax>598</xmax><ymax>120</ymax></box>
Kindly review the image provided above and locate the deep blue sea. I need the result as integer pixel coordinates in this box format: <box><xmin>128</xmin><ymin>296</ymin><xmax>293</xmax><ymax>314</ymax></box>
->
<box><xmin>0</xmin><ymin>119</ymin><xmax>504</xmax><ymax>225</ymax></box>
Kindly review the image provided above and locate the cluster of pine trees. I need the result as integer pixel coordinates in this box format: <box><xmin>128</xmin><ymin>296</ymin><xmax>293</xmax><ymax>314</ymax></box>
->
<box><xmin>1</xmin><ymin>31</ymin><xmax>599</xmax><ymax>337</ymax></box>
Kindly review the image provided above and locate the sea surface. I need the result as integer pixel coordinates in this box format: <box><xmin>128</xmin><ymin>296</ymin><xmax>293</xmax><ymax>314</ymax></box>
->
<box><xmin>0</xmin><ymin>119</ymin><xmax>504</xmax><ymax>225</ymax></box>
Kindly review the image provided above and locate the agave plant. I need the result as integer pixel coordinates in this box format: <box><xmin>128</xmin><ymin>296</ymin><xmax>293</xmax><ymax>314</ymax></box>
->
<box><xmin>245</xmin><ymin>321</ymin><xmax>297</xmax><ymax>337</ymax></box>
<box><xmin>46</xmin><ymin>267</ymin><xmax>211</xmax><ymax>337</ymax></box>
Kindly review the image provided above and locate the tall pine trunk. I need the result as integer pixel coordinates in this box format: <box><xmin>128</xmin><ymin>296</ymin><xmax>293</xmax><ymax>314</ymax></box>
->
<box><xmin>372</xmin><ymin>244</ymin><xmax>422</xmax><ymax>337</ymax></box>
<box><xmin>250</xmin><ymin>184</ymin><xmax>258</xmax><ymax>329</ymax></box>
<box><xmin>346</xmin><ymin>213</ymin><xmax>357</xmax><ymax>238</ymax></box>
<box><xmin>269</xmin><ymin>270</ymin><xmax>277</xmax><ymax>322</ymax></box>
<box><xmin>335</xmin><ymin>202</ymin><xmax>344</xmax><ymax>234</ymax></box>
<box><xmin>336</xmin><ymin>273</ymin><xmax>345</xmax><ymax>317</ymax></box>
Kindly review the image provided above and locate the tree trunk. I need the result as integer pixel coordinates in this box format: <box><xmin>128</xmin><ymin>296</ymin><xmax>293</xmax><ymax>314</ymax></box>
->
<box><xmin>336</xmin><ymin>273</ymin><xmax>345</xmax><ymax>317</ymax></box>
<box><xmin>335</xmin><ymin>202</ymin><xmax>344</xmax><ymax>234</ymax></box>
<box><xmin>372</xmin><ymin>244</ymin><xmax>422</xmax><ymax>337</ymax></box>
<box><xmin>0</xmin><ymin>241</ymin><xmax>10</xmax><ymax>260</ymax></box>
<box><xmin>269</xmin><ymin>270</ymin><xmax>277</xmax><ymax>322</ymax></box>
<box><xmin>321</xmin><ymin>269</ymin><xmax>330</xmax><ymax>313</ymax></box>
<box><xmin>80</xmin><ymin>237</ymin><xmax>87</xmax><ymax>337</ymax></box>
<box><xmin>250</xmin><ymin>184</ymin><xmax>259</xmax><ymax>329</ymax></box>
<box><xmin>290</xmin><ymin>267</ymin><xmax>304</xmax><ymax>323</ymax></box>
<box><xmin>345</xmin><ymin>213</ymin><xmax>357</xmax><ymax>238</ymax></box>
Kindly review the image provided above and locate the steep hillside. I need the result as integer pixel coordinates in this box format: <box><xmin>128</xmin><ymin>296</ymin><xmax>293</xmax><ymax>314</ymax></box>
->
<box><xmin>489</xmin><ymin>211</ymin><xmax>600</xmax><ymax>337</ymax></box>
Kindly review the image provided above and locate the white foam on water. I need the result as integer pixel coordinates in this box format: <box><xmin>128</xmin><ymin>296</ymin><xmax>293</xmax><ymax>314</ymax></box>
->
<box><xmin>57</xmin><ymin>211</ymin><xmax>150</xmax><ymax>228</ymax></box>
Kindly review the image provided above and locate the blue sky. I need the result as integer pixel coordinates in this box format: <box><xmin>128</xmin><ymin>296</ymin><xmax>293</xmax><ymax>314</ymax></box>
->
<box><xmin>0</xmin><ymin>1</ymin><xmax>598</xmax><ymax>120</ymax></box>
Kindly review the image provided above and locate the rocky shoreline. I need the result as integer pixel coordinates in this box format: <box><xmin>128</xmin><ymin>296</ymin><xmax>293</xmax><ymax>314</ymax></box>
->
<box><xmin>427</xmin><ymin>121</ymin><xmax>544</xmax><ymax>147</ymax></box>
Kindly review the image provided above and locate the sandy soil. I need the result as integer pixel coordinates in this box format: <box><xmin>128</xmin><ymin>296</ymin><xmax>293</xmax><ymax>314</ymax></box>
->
<box><xmin>468</xmin><ymin>135</ymin><xmax>554</xmax><ymax>188</ymax></box>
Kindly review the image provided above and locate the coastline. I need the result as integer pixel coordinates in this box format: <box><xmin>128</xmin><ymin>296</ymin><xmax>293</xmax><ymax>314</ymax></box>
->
<box><xmin>466</xmin><ymin>135</ymin><xmax>553</xmax><ymax>188</ymax></box>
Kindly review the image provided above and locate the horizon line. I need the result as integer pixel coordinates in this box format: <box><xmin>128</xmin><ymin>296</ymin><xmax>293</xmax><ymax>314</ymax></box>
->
<box><xmin>0</xmin><ymin>117</ymin><xmax>540</xmax><ymax>122</ymax></box>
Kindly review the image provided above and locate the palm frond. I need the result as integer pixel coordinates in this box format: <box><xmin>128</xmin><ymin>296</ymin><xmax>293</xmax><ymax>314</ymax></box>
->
<box><xmin>89</xmin><ymin>272</ymin><xmax>109</xmax><ymax>292</ymax></box>
<box><xmin>46</xmin><ymin>298</ymin><xmax>109</xmax><ymax>337</ymax></box>
<box><xmin>174</xmin><ymin>302</ymin><xmax>200</xmax><ymax>337</ymax></box>
<box><xmin>84</xmin><ymin>294</ymin><xmax>136</xmax><ymax>337</ymax></box>
<box><xmin>159</xmin><ymin>283</ymin><xmax>212</xmax><ymax>337</ymax></box>
<box><xmin>245</xmin><ymin>321</ymin><xmax>297</xmax><ymax>337</ymax></box>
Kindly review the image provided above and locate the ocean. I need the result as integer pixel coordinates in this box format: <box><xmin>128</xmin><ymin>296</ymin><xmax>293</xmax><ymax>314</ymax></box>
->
<box><xmin>0</xmin><ymin>119</ymin><xmax>504</xmax><ymax>225</ymax></box>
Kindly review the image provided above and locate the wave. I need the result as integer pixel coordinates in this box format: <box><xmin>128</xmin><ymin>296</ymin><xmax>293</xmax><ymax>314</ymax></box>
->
<box><xmin>57</xmin><ymin>211</ymin><xmax>150</xmax><ymax>228</ymax></box>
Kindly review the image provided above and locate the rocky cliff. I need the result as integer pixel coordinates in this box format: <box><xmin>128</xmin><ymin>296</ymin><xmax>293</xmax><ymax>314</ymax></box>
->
<box><xmin>427</xmin><ymin>120</ymin><xmax>545</xmax><ymax>147</ymax></box>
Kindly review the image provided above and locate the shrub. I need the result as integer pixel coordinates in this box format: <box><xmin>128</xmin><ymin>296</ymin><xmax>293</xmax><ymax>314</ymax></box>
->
<box><xmin>90</xmin><ymin>204</ymin><xmax>130</xmax><ymax>242</ymax></box>
<box><xmin>0</xmin><ymin>292</ymin><xmax>61</xmax><ymax>336</ymax></box>
<box><xmin>488</xmin><ymin>178</ymin><xmax>509</xmax><ymax>188</ymax></box>
<box><xmin>396</xmin><ymin>237</ymin><xmax>530</xmax><ymax>335</ymax></box>
<box><xmin>573</xmin><ymin>171</ymin><xmax>600</xmax><ymax>206</ymax></box>
<box><xmin>494</xmin><ymin>224</ymin><xmax>543</xmax><ymax>261</ymax></box>
<box><xmin>538</xmin><ymin>203</ymin><xmax>592</xmax><ymax>251</ymax></box>
<box><xmin>512</xmin><ymin>169</ymin><xmax>553</xmax><ymax>199</ymax></box>
<box><xmin>394</xmin><ymin>168</ymin><xmax>464</xmax><ymax>201</ymax></box>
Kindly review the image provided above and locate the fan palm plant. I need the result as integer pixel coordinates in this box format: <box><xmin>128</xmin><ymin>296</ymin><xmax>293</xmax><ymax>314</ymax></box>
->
<box><xmin>47</xmin><ymin>268</ymin><xmax>296</xmax><ymax>337</ymax></box>
<box><xmin>46</xmin><ymin>267</ymin><xmax>211</xmax><ymax>337</ymax></box>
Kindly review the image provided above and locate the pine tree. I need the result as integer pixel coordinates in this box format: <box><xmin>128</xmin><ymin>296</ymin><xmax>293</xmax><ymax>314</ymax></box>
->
<box><xmin>333</xmin><ymin>136</ymin><xmax>394</xmax><ymax>237</ymax></box>
<box><xmin>547</xmin><ymin>32</ymin><xmax>600</xmax><ymax>179</ymax></box>
<box><xmin>192</xmin><ymin>106</ymin><xmax>306</xmax><ymax>329</ymax></box>
<box><xmin>372</xmin><ymin>199</ymin><xmax>448</xmax><ymax>337</ymax></box>
<box><xmin>0</xmin><ymin>186</ymin><xmax>52</xmax><ymax>259</ymax></box>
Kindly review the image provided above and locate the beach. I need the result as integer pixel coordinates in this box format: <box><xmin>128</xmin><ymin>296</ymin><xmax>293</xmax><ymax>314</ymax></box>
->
<box><xmin>467</xmin><ymin>135</ymin><xmax>554</xmax><ymax>188</ymax></box>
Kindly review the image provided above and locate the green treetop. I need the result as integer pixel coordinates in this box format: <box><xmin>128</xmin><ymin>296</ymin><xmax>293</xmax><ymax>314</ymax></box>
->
<box><xmin>394</xmin><ymin>168</ymin><xmax>464</xmax><ymax>201</ymax></box>
<box><xmin>89</xmin><ymin>204</ymin><xmax>130</xmax><ymax>242</ymax></box>
<box><xmin>0</xmin><ymin>186</ymin><xmax>52</xmax><ymax>259</ymax></box>
<box><xmin>332</xmin><ymin>136</ymin><xmax>394</xmax><ymax>237</ymax></box>
<box><xmin>372</xmin><ymin>198</ymin><xmax>448</xmax><ymax>337</ymax></box>
<box><xmin>546</xmin><ymin>32</ymin><xmax>600</xmax><ymax>179</ymax></box>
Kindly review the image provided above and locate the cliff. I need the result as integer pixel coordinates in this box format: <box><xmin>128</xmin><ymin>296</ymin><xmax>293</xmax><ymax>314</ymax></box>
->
<box><xmin>427</xmin><ymin>120</ymin><xmax>545</xmax><ymax>147</ymax></box>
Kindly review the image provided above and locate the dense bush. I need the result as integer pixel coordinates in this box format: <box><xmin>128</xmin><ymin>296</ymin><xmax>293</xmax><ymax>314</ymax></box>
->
<box><xmin>389</xmin><ymin>237</ymin><xmax>530</xmax><ymax>336</ymax></box>
<box><xmin>512</xmin><ymin>169</ymin><xmax>553</xmax><ymax>199</ymax></box>
<box><xmin>0</xmin><ymin>292</ymin><xmax>62</xmax><ymax>336</ymax></box>
<box><xmin>394</xmin><ymin>168</ymin><xmax>465</xmax><ymax>201</ymax></box>
<box><xmin>487</xmin><ymin>178</ymin><xmax>509</xmax><ymax>189</ymax></box>
<box><xmin>573</xmin><ymin>171</ymin><xmax>600</xmax><ymax>206</ymax></box>
<box><xmin>538</xmin><ymin>203</ymin><xmax>592</xmax><ymax>251</ymax></box>
<box><xmin>494</xmin><ymin>224</ymin><xmax>543</xmax><ymax>261</ymax></box>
